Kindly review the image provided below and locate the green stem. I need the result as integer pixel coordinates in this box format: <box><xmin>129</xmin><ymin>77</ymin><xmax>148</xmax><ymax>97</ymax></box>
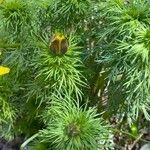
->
<box><xmin>20</xmin><ymin>133</ymin><xmax>39</xmax><ymax>150</ymax></box>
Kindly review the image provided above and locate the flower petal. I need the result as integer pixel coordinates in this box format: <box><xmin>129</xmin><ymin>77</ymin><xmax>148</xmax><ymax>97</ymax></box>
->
<box><xmin>0</xmin><ymin>66</ymin><xmax>10</xmax><ymax>75</ymax></box>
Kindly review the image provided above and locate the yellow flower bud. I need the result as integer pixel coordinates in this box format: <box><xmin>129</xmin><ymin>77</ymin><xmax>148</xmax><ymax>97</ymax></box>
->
<box><xmin>49</xmin><ymin>33</ymin><xmax>68</xmax><ymax>56</ymax></box>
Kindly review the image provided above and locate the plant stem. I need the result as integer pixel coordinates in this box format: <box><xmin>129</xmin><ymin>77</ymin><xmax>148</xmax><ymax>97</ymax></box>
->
<box><xmin>20</xmin><ymin>133</ymin><xmax>39</xmax><ymax>150</ymax></box>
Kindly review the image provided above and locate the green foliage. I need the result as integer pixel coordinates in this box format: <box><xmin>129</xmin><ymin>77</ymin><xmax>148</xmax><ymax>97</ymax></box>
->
<box><xmin>26</xmin><ymin>34</ymin><xmax>86</xmax><ymax>104</ymax></box>
<box><xmin>0</xmin><ymin>96</ymin><xmax>15</xmax><ymax>124</ymax></box>
<box><xmin>28</xmin><ymin>142</ymin><xmax>48</xmax><ymax>150</ymax></box>
<box><xmin>0</xmin><ymin>0</ymin><xmax>150</xmax><ymax>149</ymax></box>
<box><xmin>96</xmin><ymin>0</ymin><xmax>150</xmax><ymax>123</ymax></box>
<box><xmin>0</xmin><ymin>0</ymin><xmax>34</xmax><ymax>40</ymax></box>
<box><xmin>37</xmin><ymin>0</ymin><xmax>91</xmax><ymax>31</ymax></box>
<box><xmin>39</xmin><ymin>96</ymin><xmax>113</xmax><ymax>150</ymax></box>
<box><xmin>102</xmin><ymin>0</ymin><xmax>150</xmax><ymax>38</ymax></box>
<box><xmin>0</xmin><ymin>76</ymin><xmax>16</xmax><ymax>139</ymax></box>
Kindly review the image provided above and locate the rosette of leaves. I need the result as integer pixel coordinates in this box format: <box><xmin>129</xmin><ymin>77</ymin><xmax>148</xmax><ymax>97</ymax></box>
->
<box><xmin>38</xmin><ymin>96</ymin><xmax>113</xmax><ymax>150</ymax></box>
<box><xmin>26</xmin><ymin>33</ymin><xmax>86</xmax><ymax>104</ymax></box>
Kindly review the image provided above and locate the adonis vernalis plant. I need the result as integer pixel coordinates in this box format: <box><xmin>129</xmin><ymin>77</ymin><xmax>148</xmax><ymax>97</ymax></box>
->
<box><xmin>0</xmin><ymin>0</ymin><xmax>150</xmax><ymax>149</ymax></box>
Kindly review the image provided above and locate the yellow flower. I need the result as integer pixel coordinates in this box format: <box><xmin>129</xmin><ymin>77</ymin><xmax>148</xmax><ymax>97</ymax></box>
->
<box><xmin>0</xmin><ymin>66</ymin><xmax>10</xmax><ymax>75</ymax></box>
